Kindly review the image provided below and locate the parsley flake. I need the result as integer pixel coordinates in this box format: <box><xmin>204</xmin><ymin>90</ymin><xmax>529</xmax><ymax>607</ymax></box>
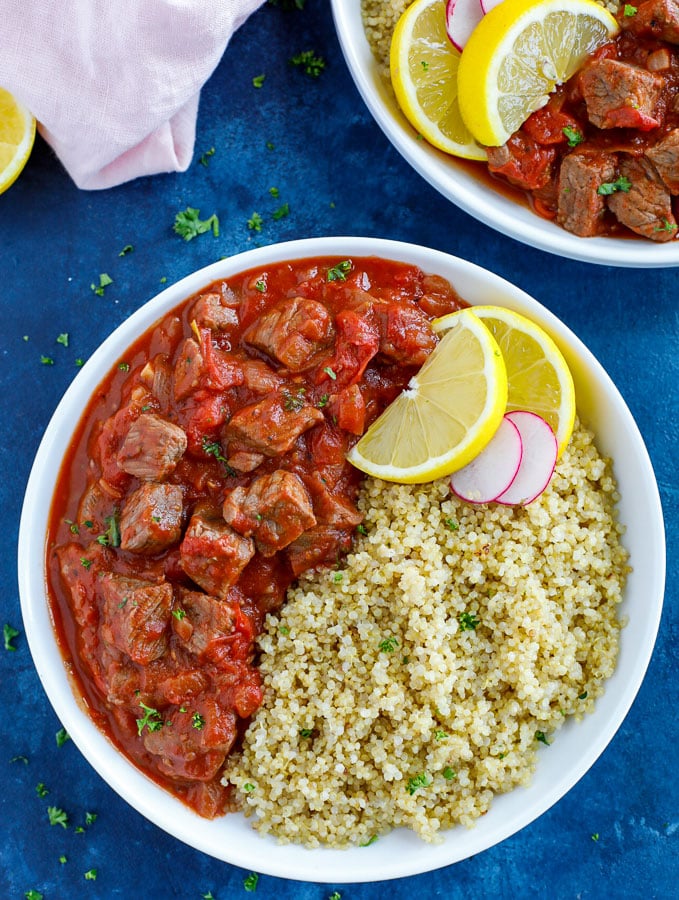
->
<box><xmin>290</xmin><ymin>50</ymin><xmax>326</xmax><ymax>78</ymax></box>
<box><xmin>243</xmin><ymin>782</ymin><xmax>256</xmax><ymax>793</ymax></box>
<box><xmin>323</xmin><ymin>366</ymin><xmax>337</xmax><ymax>380</ymax></box>
<box><xmin>56</xmin><ymin>333</ymin><xmax>69</xmax><ymax>347</ymax></box>
<box><xmin>3</xmin><ymin>623</ymin><xmax>19</xmax><ymax>651</ymax></box>
<box><xmin>91</xmin><ymin>273</ymin><xmax>113</xmax><ymax>296</ymax></box>
<box><xmin>562</xmin><ymin>125</ymin><xmax>584</xmax><ymax>148</ymax></box>
<box><xmin>244</xmin><ymin>872</ymin><xmax>259</xmax><ymax>892</ymax></box>
<box><xmin>442</xmin><ymin>767</ymin><xmax>457</xmax><ymax>780</ymax></box>
<box><xmin>199</xmin><ymin>147</ymin><xmax>216</xmax><ymax>167</ymax></box>
<box><xmin>36</xmin><ymin>783</ymin><xmax>49</xmax><ymax>798</ymax></box>
<box><xmin>406</xmin><ymin>772</ymin><xmax>431</xmax><ymax>795</ymax></box>
<box><xmin>247</xmin><ymin>212</ymin><xmax>264</xmax><ymax>232</ymax></box>
<box><xmin>172</xmin><ymin>608</ymin><xmax>186</xmax><ymax>621</ymax></box>
<box><xmin>326</xmin><ymin>260</ymin><xmax>352</xmax><ymax>282</ymax></box>
<box><xmin>56</xmin><ymin>727</ymin><xmax>70</xmax><ymax>747</ymax></box>
<box><xmin>458</xmin><ymin>611</ymin><xmax>479</xmax><ymax>631</ymax></box>
<box><xmin>444</xmin><ymin>517</ymin><xmax>459</xmax><ymax>531</ymax></box>
<box><xmin>40</xmin><ymin>355</ymin><xmax>54</xmax><ymax>366</ymax></box>
<box><xmin>25</xmin><ymin>892</ymin><xmax>43</xmax><ymax>900</ymax></box>
<box><xmin>118</xmin><ymin>244</ymin><xmax>134</xmax><ymax>257</ymax></box>
<box><xmin>272</xmin><ymin>202</ymin><xmax>290</xmax><ymax>220</ymax></box>
<box><xmin>252</xmin><ymin>73</ymin><xmax>266</xmax><ymax>88</ymax></box>
<box><xmin>624</xmin><ymin>3</ymin><xmax>637</xmax><ymax>14</ymax></box>
<box><xmin>597</xmin><ymin>175</ymin><xmax>632</xmax><ymax>196</ymax></box>
<box><xmin>173</xmin><ymin>207</ymin><xmax>220</xmax><ymax>241</ymax></box>
<box><xmin>84</xmin><ymin>869</ymin><xmax>97</xmax><ymax>881</ymax></box>
<box><xmin>535</xmin><ymin>730</ymin><xmax>551</xmax><ymax>745</ymax></box>
<box><xmin>48</xmin><ymin>806</ymin><xmax>69</xmax><ymax>829</ymax></box>
<box><xmin>136</xmin><ymin>702</ymin><xmax>163</xmax><ymax>736</ymax></box>
<box><xmin>359</xmin><ymin>834</ymin><xmax>378</xmax><ymax>846</ymax></box>
<box><xmin>378</xmin><ymin>636</ymin><xmax>398</xmax><ymax>653</ymax></box>
<box><xmin>192</xmin><ymin>713</ymin><xmax>205</xmax><ymax>730</ymax></box>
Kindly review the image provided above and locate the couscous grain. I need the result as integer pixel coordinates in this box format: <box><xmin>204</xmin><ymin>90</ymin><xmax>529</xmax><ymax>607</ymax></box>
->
<box><xmin>224</xmin><ymin>421</ymin><xmax>628</xmax><ymax>847</ymax></box>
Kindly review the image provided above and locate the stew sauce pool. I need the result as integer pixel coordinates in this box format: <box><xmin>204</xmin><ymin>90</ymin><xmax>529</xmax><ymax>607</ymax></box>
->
<box><xmin>46</xmin><ymin>256</ymin><xmax>466</xmax><ymax>817</ymax></box>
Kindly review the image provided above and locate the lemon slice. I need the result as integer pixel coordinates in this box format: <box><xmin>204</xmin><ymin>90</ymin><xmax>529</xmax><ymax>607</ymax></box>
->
<box><xmin>347</xmin><ymin>309</ymin><xmax>507</xmax><ymax>483</ymax></box>
<box><xmin>0</xmin><ymin>88</ymin><xmax>36</xmax><ymax>194</ymax></box>
<box><xmin>433</xmin><ymin>306</ymin><xmax>576</xmax><ymax>457</ymax></box>
<box><xmin>390</xmin><ymin>0</ymin><xmax>486</xmax><ymax>161</ymax></box>
<box><xmin>457</xmin><ymin>0</ymin><xmax>619</xmax><ymax>146</ymax></box>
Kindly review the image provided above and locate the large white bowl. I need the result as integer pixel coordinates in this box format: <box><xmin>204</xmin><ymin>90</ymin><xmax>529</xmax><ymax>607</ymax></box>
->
<box><xmin>331</xmin><ymin>1</ymin><xmax>679</xmax><ymax>268</ymax></box>
<box><xmin>19</xmin><ymin>237</ymin><xmax>665</xmax><ymax>882</ymax></box>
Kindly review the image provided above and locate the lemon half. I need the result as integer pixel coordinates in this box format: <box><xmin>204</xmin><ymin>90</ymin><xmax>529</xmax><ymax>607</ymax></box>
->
<box><xmin>0</xmin><ymin>87</ymin><xmax>36</xmax><ymax>194</ymax></box>
<box><xmin>347</xmin><ymin>308</ymin><xmax>507</xmax><ymax>483</ymax></box>
<box><xmin>390</xmin><ymin>0</ymin><xmax>486</xmax><ymax>160</ymax></box>
<box><xmin>457</xmin><ymin>0</ymin><xmax>619</xmax><ymax>146</ymax></box>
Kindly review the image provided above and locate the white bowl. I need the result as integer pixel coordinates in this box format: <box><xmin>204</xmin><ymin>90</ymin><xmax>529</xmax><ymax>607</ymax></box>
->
<box><xmin>331</xmin><ymin>1</ymin><xmax>679</xmax><ymax>268</ymax></box>
<box><xmin>19</xmin><ymin>237</ymin><xmax>665</xmax><ymax>882</ymax></box>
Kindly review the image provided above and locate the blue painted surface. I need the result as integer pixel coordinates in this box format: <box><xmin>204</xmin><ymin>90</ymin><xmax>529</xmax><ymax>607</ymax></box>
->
<box><xmin>1</xmin><ymin>3</ymin><xmax>676</xmax><ymax>898</ymax></box>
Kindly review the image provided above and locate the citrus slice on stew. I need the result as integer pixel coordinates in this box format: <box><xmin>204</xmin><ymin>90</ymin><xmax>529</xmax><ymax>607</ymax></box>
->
<box><xmin>433</xmin><ymin>306</ymin><xmax>576</xmax><ymax>457</ymax></box>
<box><xmin>0</xmin><ymin>88</ymin><xmax>36</xmax><ymax>194</ymax></box>
<box><xmin>457</xmin><ymin>0</ymin><xmax>619</xmax><ymax>146</ymax></box>
<box><xmin>347</xmin><ymin>308</ymin><xmax>507</xmax><ymax>483</ymax></box>
<box><xmin>390</xmin><ymin>0</ymin><xmax>486</xmax><ymax>160</ymax></box>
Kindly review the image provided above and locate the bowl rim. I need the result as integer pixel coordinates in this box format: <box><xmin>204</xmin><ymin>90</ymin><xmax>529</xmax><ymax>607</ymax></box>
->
<box><xmin>18</xmin><ymin>237</ymin><xmax>666</xmax><ymax>882</ymax></box>
<box><xmin>330</xmin><ymin>0</ymin><xmax>679</xmax><ymax>268</ymax></box>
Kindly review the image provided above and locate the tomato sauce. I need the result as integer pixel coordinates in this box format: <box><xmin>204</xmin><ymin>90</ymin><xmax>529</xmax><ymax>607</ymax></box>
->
<box><xmin>46</xmin><ymin>256</ymin><xmax>467</xmax><ymax>817</ymax></box>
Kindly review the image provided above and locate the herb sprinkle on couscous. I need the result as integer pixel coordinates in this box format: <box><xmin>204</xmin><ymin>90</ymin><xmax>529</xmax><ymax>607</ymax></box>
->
<box><xmin>224</xmin><ymin>421</ymin><xmax>628</xmax><ymax>847</ymax></box>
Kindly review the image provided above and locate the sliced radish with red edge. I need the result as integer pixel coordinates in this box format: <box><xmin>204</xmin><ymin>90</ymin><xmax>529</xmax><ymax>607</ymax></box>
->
<box><xmin>445</xmin><ymin>0</ymin><xmax>485</xmax><ymax>51</ymax></box>
<box><xmin>480</xmin><ymin>0</ymin><xmax>505</xmax><ymax>13</ymax></box>
<box><xmin>494</xmin><ymin>411</ymin><xmax>558</xmax><ymax>506</ymax></box>
<box><xmin>450</xmin><ymin>416</ymin><xmax>523</xmax><ymax>504</ymax></box>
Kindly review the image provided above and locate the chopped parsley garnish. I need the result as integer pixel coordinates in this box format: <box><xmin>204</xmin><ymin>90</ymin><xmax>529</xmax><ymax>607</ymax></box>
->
<box><xmin>118</xmin><ymin>244</ymin><xmax>134</xmax><ymax>256</ymax></box>
<box><xmin>118</xmin><ymin>361</ymin><xmax>130</xmax><ymax>371</ymax></box>
<box><xmin>84</xmin><ymin>869</ymin><xmax>97</xmax><ymax>881</ymax></box>
<box><xmin>25</xmin><ymin>892</ymin><xmax>43</xmax><ymax>900</ymax></box>
<box><xmin>458</xmin><ymin>611</ymin><xmax>479</xmax><ymax>631</ymax></box>
<box><xmin>535</xmin><ymin>730</ymin><xmax>551</xmax><ymax>745</ymax></box>
<box><xmin>199</xmin><ymin>147</ymin><xmax>216</xmax><ymax>166</ymax></box>
<box><xmin>317</xmin><ymin>393</ymin><xmax>329</xmax><ymax>408</ymax></box>
<box><xmin>442</xmin><ymin>767</ymin><xmax>457</xmax><ymax>780</ymax></box>
<box><xmin>172</xmin><ymin>608</ymin><xmax>186</xmax><ymax>621</ymax></box>
<box><xmin>278</xmin><ymin>625</ymin><xmax>290</xmax><ymax>635</ymax></box>
<box><xmin>591</xmin><ymin>832</ymin><xmax>600</xmax><ymax>841</ymax></box>
<box><xmin>59</xmin><ymin>855</ymin><xmax>67</xmax><ymax>864</ymax></box>
<box><xmin>443</xmin><ymin>518</ymin><xmax>459</xmax><ymax>531</ymax></box>
<box><xmin>252</xmin><ymin>73</ymin><xmax>266</xmax><ymax>88</ymax></box>
<box><xmin>326</xmin><ymin>260</ymin><xmax>352</xmax><ymax>282</ymax></box>
<box><xmin>323</xmin><ymin>366</ymin><xmax>337</xmax><ymax>380</ymax></box>
<box><xmin>597</xmin><ymin>175</ymin><xmax>632</xmax><ymax>196</ymax></box>
<box><xmin>202</xmin><ymin>893</ymin><xmax>216</xmax><ymax>900</ymax></box>
<box><xmin>85</xmin><ymin>812</ymin><xmax>98</xmax><ymax>826</ymax></box>
<box><xmin>48</xmin><ymin>806</ymin><xmax>69</xmax><ymax>828</ymax></box>
<box><xmin>299</xmin><ymin>728</ymin><xmax>313</xmax><ymax>738</ymax></box>
<box><xmin>91</xmin><ymin>273</ymin><xmax>113</xmax><ymax>296</ymax></box>
<box><xmin>40</xmin><ymin>356</ymin><xmax>54</xmax><ymax>366</ymax></box>
<box><xmin>562</xmin><ymin>125</ymin><xmax>584</xmax><ymax>148</ymax></box>
<box><xmin>290</xmin><ymin>50</ymin><xmax>326</xmax><ymax>78</ymax></box>
<box><xmin>378</xmin><ymin>636</ymin><xmax>398</xmax><ymax>653</ymax></box>
<box><xmin>243</xmin><ymin>872</ymin><xmax>259</xmax><ymax>892</ymax></box>
<box><xmin>201</xmin><ymin>437</ymin><xmax>233</xmax><ymax>473</ymax></box>
<box><xmin>359</xmin><ymin>834</ymin><xmax>378</xmax><ymax>846</ymax></box>
<box><xmin>434</xmin><ymin>729</ymin><xmax>448</xmax><ymax>741</ymax></box>
<box><xmin>356</xmin><ymin>523</ymin><xmax>367</xmax><ymax>535</ymax></box>
<box><xmin>173</xmin><ymin>207</ymin><xmax>220</xmax><ymax>241</ymax></box>
<box><xmin>136</xmin><ymin>702</ymin><xmax>163</xmax><ymax>736</ymax></box>
<box><xmin>247</xmin><ymin>212</ymin><xmax>264</xmax><ymax>232</ymax></box>
<box><xmin>36</xmin><ymin>783</ymin><xmax>49</xmax><ymax>797</ymax></box>
<box><xmin>655</xmin><ymin>217</ymin><xmax>677</xmax><ymax>232</ymax></box>
<box><xmin>10</xmin><ymin>755</ymin><xmax>29</xmax><ymax>764</ymax></box>
<box><xmin>97</xmin><ymin>513</ymin><xmax>120</xmax><ymax>548</ymax></box>
<box><xmin>80</xmin><ymin>557</ymin><xmax>92</xmax><ymax>570</ymax></box>
<box><xmin>269</xmin><ymin>186</ymin><xmax>280</xmax><ymax>198</ymax></box>
<box><xmin>328</xmin><ymin>894</ymin><xmax>342</xmax><ymax>900</ymax></box>
<box><xmin>421</xmin><ymin>59</ymin><xmax>429</xmax><ymax>71</ymax></box>
<box><xmin>192</xmin><ymin>713</ymin><xmax>205</xmax><ymax>730</ymax></box>
<box><xmin>56</xmin><ymin>332</ymin><xmax>69</xmax><ymax>347</ymax></box>
<box><xmin>3</xmin><ymin>623</ymin><xmax>19</xmax><ymax>651</ymax></box>
<box><xmin>624</xmin><ymin>3</ymin><xmax>637</xmax><ymax>14</ymax></box>
<box><xmin>272</xmin><ymin>202</ymin><xmax>290</xmax><ymax>220</ymax></box>
<box><xmin>255</xmin><ymin>278</ymin><xmax>266</xmax><ymax>292</ymax></box>
<box><xmin>56</xmin><ymin>727</ymin><xmax>70</xmax><ymax>747</ymax></box>
<box><xmin>406</xmin><ymin>772</ymin><xmax>431</xmax><ymax>795</ymax></box>
<box><xmin>283</xmin><ymin>387</ymin><xmax>306</xmax><ymax>411</ymax></box>
<box><xmin>243</xmin><ymin>782</ymin><xmax>256</xmax><ymax>793</ymax></box>
<box><xmin>333</xmin><ymin>571</ymin><xmax>343</xmax><ymax>583</ymax></box>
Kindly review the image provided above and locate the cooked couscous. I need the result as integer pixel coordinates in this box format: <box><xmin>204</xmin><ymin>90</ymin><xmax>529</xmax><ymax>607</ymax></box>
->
<box><xmin>224</xmin><ymin>422</ymin><xmax>628</xmax><ymax>847</ymax></box>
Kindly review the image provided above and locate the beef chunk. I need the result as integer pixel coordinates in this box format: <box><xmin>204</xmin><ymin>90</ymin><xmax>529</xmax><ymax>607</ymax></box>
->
<box><xmin>142</xmin><ymin>699</ymin><xmax>237</xmax><ymax>782</ymax></box>
<box><xmin>607</xmin><ymin>155</ymin><xmax>678</xmax><ymax>240</ymax></box>
<box><xmin>302</xmin><ymin>470</ymin><xmax>363</xmax><ymax>528</ymax></box>
<box><xmin>242</xmin><ymin>296</ymin><xmax>333</xmax><ymax>371</ymax></box>
<box><xmin>286</xmin><ymin>525</ymin><xmax>352</xmax><ymax>576</ymax></box>
<box><xmin>99</xmin><ymin>574</ymin><xmax>172</xmax><ymax>665</ymax></box>
<box><xmin>180</xmin><ymin>509</ymin><xmax>254</xmax><ymax>597</ymax></box>
<box><xmin>139</xmin><ymin>354</ymin><xmax>173</xmax><ymax>413</ymax></box>
<box><xmin>173</xmin><ymin>588</ymin><xmax>238</xmax><ymax>661</ymax></box>
<box><xmin>222</xmin><ymin>392</ymin><xmax>323</xmax><ymax>460</ymax></box>
<box><xmin>557</xmin><ymin>151</ymin><xmax>617</xmax><ymax>236</ymax></box>
<box><xmin>119</xmin><ymin>482</ymin><xmax>183</xmax><ymax>554</ymax></box>
<box><xmin>646</xmin><ymin>128</ymin><xmax>679</xmax><ymax>192</ymax></box>
<box><xmin>579</xmin><ymin>59</ymin><xmax>664</xmax><ymax>130</ymax></box>
<box><xmin>486</xmin><ymin>133</ymin><xmax>557</xmax><ymax>190</ymax></box>
<box><xmin>622</xmin><ymin>0</ymin><xmax>679</xmax><ymax>43</ymax></box>
<box><xmin>373</xmin><ymin>303</ymin><xmax>436</xmax><ymax>366</ymax></box>
<box><xmin>173</xmin><ymin>337</ymin><xmax>204</xmax><ymax>401</ymax></box>
<box><xmin>190</xmin><ymin>291</ymin><xmax>239</xmax><ymax>331</ymax></box>
<box><xmin>117</xmin><ymin>413</ymin><xmax>187</xmax><ymax>480</ymax></box>
<box><xmin>223</xmin><ymin>470</ymin><xmax>316</xmax><ymax>556</ymax></box>
<box><xmin>240</xmin><ymin>358</ymin><xmax>283</xmax><ymax>394</ymax></box>
<box><xmin>225</xmin><ymin>450</ymin><xmax>266</xmax><ymax>473</ymax></box>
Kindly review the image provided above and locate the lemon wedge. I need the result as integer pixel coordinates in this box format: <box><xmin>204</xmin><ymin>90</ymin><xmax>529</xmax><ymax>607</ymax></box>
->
<box><xmin>390</xmin><ymin>0</ymin><xmax>486</xmax><ymax>161</ymax></box>
<box><xmin>347</xmin><ymin>308</ymin><xmax>507</xmax><ymax>483</ymax></box>
<box><xmin>0</xmin><ymin>87</ymin><xmax>36</xmax><ymax>194</ymax></box>
<box><xmin>457</xmin><ymin>0</ymin><xmax>619</xmax><ymax>146</ymax></box>
<box><xmin>433</xmin><ymin>306</ymin><xmax>576</xmax><ymax>457</ymax></box>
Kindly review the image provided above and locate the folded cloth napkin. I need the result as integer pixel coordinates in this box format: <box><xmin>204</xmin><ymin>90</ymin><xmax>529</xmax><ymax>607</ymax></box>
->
<box><xmin>0</xmin><ymin>0</ymin><xmax>265</xmax><ymax>189</ymax></box>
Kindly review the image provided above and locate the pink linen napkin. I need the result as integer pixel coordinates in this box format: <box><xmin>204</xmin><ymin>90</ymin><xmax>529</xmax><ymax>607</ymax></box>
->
<box><xmin>0</xmin><ymin>0</ymin><xmax>265</xmax><ymax>189</ymax></box>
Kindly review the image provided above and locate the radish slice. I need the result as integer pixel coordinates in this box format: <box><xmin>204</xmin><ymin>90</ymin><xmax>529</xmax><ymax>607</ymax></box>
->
<box><xmin>450</xmin><ymin>416</ymin><xmax>523</xmax><ymax>504</ymax></box>
<box><xmin>445</xmin><ymin>0</ymin><xmax>485</xmax><ymax>51</ymax></box>
<box><xmin>495</xmin><ymin>411</ymin><xmax>558</xmax><ymax>506</ymax></box>
<box><xmin>480</xmin><ymin>0</ymin><xmax>505</xmax><ymax>13</ymax></box>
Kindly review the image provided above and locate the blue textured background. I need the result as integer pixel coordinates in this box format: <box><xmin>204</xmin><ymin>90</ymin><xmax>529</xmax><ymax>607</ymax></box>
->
<box><xmin>2</xmin><ymin>3</ymin><xmax>676</xmax><ymax>898</ymax></box>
